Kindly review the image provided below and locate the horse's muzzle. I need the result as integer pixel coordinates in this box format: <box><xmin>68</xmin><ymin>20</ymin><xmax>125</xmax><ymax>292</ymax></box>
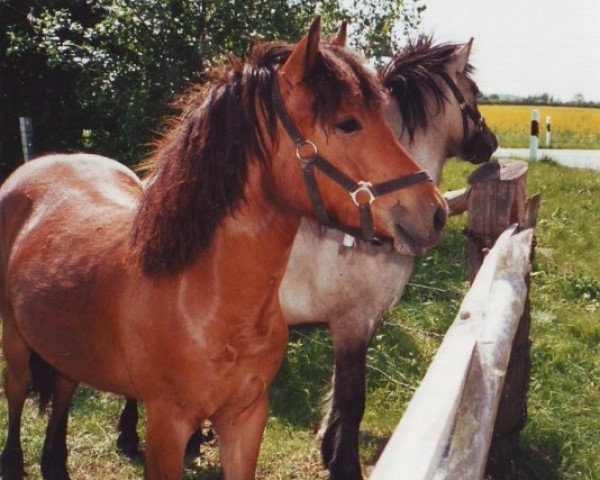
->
<box><xmin>389</xmin><ymin>202</ymin><xmax>447</xmax><ymax>256</ymax></box>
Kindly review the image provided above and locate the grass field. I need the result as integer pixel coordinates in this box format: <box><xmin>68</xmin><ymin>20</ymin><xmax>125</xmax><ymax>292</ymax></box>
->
<box><xmin>480</xmin><ymin>104</ymin><xmax>600</xmax><ymax>150</ymax></box>
<box><xmin>0</xmin><ymin>160</ymin><xmax>598</xmax><ymax>479</ymax></box>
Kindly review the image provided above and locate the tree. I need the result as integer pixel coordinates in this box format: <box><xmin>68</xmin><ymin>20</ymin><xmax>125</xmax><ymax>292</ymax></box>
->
<box><xmin>572</xmin><ymin>93</ymin><xmax>585</xmax><ymax>106</ymax></box>
<box><xmin>1</xmin><ymin>0</ymin><xmax>425</xmax><ymax>170</ymax></box>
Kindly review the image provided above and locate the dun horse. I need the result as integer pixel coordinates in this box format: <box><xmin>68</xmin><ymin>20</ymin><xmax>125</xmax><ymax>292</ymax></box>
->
<box><xmin>0</xmin><ymin>19</ymin><xmax>447</xmax><ymax>480</ymax></box>
<box><xmin>284</xmin><ymin>36</ymin><xmax>497</xmax><ymax>479</ymax></box>
<box><xmin>118</xmin><ymin>33</ymin><xmax>496</xmax><ymax>479</ymax></box>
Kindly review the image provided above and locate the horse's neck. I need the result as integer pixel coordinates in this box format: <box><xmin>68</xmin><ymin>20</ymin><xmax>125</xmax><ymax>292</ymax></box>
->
<box><xmin>402</xmin><ymin>129</ymin><xmax>448</xmax><ymax>185</ymax></box>
<box><xmin>187</xmin><ymin>175</ymin><xmax>300</xmax><ymax>307</ymax></box>
<box><xmin>385</xmin><ymin>101</ymin><xmax>449</xmax><ymax>185</ymax></box>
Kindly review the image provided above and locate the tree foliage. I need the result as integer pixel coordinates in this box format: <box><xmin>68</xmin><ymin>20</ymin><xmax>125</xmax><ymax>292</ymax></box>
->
<box><xmin>0</xmin><ymin>0</ymin><xmax>425</xmax><ymax>172</ymax></box>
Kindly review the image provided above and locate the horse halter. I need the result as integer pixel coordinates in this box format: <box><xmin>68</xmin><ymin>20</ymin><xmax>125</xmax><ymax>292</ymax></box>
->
<box><xmin>438</xmin><ymin>71</ymin><xmax>485</xmax><ymax>146</ymax></box>
<box><xmin>271</xmin><ymin>77</ymin><xmax>432</xmax><ymax>243</ymax></box>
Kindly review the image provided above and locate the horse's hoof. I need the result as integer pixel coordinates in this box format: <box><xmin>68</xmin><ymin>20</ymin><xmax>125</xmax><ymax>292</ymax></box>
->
<box><xmin>0</xmin><ymin>467</ymin><xmax>26</xmax><ymax>480</ymax></box>
<box><xmin>117</xmin><ymin>434</ymin><xmax>140</xmax><ymax>458</ymax></box>
<box><xmin>41</xmin><ymin>465</ymin><xmax>71</xmax><ymax>480</ymax></box>
<box><xmin>0</xmin><ymin>457</ymin><xmax>26</xmax><ymax>479</ymax></box>
<box><xmin>329</xmin><ymin>464</ymin><xmax>363</xmax><ymax>480</ymax></box>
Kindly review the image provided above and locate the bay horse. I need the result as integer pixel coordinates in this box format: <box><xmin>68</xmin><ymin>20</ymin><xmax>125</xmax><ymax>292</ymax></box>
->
<box><xmin>116</xmin><ymin>34</ymin><xmax>497</xmax><ymax>479</ymax></box>
<box><xmin>0</xmin><ymin>18</ymin><xmax>447</xmax><ymax>480</ymax></box>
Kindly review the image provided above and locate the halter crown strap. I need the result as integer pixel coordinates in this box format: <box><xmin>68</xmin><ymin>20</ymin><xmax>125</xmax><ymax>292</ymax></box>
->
<box><xmin>271</xmin><ymin>76</ymin><xmax>432</xmax><ymax>243</ymax></box>
<box><xmin>272</xmin><ymin>82</ymin><xmax>305</xmax><ymax>146</ymax></box>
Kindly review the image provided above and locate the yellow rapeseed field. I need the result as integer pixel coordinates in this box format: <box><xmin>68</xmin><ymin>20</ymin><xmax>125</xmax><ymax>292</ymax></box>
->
<box><xmin>479</xmin><ymin>104</ymin><xmax>600</xmax><ymax>149</ymax></box>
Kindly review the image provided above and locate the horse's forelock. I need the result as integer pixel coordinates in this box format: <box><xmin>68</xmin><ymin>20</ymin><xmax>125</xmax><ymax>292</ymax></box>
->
<box><xmin>380</xmin><ymin>36</ymin><xmax>475</xmax><ymax>141</ymax></box>
<box><xmin>306</xmin><ymin>45</ymin><xmax>383</xmax><ymax>127</ymax></box>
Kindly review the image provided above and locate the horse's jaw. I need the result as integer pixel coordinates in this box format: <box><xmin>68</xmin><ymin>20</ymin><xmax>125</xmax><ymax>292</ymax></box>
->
<box><xmin>392</xmin><ymin>223</ymin><xmax>427</xmax><ymax>256</ymax></box>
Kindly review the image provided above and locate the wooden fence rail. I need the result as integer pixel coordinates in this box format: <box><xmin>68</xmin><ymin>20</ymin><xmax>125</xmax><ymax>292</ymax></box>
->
<box><xmin>371</xmin><ymin>160</ymin><xmax>540</xmax><ymax>479</ymax></box>
<box><xmin>370</xmin><ymin>225</ymin><xmax>534</xmax><ymax>480</ymax></box>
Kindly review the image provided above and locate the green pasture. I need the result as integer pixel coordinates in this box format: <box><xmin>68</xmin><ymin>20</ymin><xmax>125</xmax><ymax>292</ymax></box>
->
<box><xmin>0</xmin><ymin>159</ymin><xmax>598</xmax><ymax>479</ymax></box>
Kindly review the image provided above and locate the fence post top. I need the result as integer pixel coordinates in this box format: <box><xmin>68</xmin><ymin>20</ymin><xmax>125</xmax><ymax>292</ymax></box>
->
<box><xmin>468</xmin><ymin>159</ymin><xmax>528</xmax><ymax>184</ymax></box>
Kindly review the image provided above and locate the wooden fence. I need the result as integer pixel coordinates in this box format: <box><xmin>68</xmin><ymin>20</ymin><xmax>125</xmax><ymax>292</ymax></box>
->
<box><xmin>370</xmin><ymin>159</ymin><xmax>540</xmax><ymax>480</ymax></box>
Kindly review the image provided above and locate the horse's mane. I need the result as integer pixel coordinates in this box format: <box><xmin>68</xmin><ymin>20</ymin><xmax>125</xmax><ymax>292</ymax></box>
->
<box><xmin>131</xmin><ymin>41</ymin><xmax>382</xmax><ymax>276</ymax></box>
<box><xmin>380</xmin><ymin>36</ymin><xmax>474</xmax><ymax>141</ymax></box>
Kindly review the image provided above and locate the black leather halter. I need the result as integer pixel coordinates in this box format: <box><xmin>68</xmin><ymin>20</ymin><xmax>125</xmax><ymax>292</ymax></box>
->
<box><xmin>438</xmin><ymin>71</ymin><xmax>485</xmax><ymax>146</ymax></box>
<box><xmin>272</xmin><ymin>77</ymin><xmax>432</xmax><ymax>243</ymax></box>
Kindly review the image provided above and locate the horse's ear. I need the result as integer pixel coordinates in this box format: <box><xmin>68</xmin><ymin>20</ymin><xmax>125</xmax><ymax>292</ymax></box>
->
<box><xmin>449</xmin><ymin>37</ymin><xmax>473</xmax><ymax>73</ymax></box>
<box><xmin>280</xmin><ymin>16</ymin><xmax>321</xmax><ymax>85</ymax></box>
<box><xmin>227</xmin><ymin>52</ymin><xmax>243</xmax><ymax>71</ymax></box>
<box><xmin>329</xmin><ymin>21</ymin><xmax>347</xmax><ymax>47</ymax></box>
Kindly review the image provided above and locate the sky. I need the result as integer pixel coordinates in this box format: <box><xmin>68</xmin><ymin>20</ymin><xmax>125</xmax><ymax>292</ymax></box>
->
<box><xmin>418</xmin><ymin>0</ymin><xmax>600</xmax><ymax>102</ymax></box>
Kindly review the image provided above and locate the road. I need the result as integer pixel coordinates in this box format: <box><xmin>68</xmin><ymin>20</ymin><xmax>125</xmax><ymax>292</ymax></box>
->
<box><xmin>494</xmin><ymin>148</ymin><xmax>600</xmax><ymax>171</ymax></box>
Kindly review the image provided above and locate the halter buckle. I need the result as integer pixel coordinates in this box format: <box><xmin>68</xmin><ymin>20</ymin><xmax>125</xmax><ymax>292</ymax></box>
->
<box><xmin>350</xmin><ymin>181</ymin><xmax>375</xmax><ymax>206</ymax></box>
<box><xmin>476</xmin><ymin>115</ymin><xmax>485</xmax><ymax>132</ymax></box>
<box><xmin>295</xmin><ymin>140</ymin><xmax>318</xmax><ymax>162</ymax></box>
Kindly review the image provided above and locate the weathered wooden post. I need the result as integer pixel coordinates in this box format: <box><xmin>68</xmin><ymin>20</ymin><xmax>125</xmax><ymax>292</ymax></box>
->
<box><xmin>464</xmin><ymin>159</ymin><xmax>540</xmax><ymax>474</ymax></box>
<box><xmin>19</xmin><ymin>116</ymin><xmax>34</xmax><ymax>162</ymax></box>
<box><xmin>529</xmin><ymin>110</ymin><xmax>539</xmax><ymax>161</ymax></box>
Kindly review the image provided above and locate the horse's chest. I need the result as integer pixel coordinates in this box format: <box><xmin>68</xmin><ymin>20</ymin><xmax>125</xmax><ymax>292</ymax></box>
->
<box><xmin>281</xmin><ymin>243</ymin><xmax>414</xmax><ymax>325</ymax></box>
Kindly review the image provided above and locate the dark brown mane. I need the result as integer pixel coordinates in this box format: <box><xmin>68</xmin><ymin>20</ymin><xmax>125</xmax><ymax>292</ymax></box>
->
<box><xmin>130</xmin><ymin>42</ymin><xmax>382</xmax><ymax>276</ymax></box>
<box><xmin>380</xmin><ymin>36</ymin><xmax>474</xmax><ymax>141</ymax></box>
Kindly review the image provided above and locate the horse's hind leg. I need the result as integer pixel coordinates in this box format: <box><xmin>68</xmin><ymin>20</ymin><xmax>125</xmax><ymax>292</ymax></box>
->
<box><xmin>40</xmin><ymin>374</ymin><xmax>78</xmax><ymax>480</ymax></box>
<box><xmin>212</xmin><ymin>391</ymin><xmax>268</xmax><ymax>480</ymax></box>
<box><xmin>320</xmin><ymin>340</ymin><xmax>368</xmax><ymax>480</ymax></box>
<box><xmin>0</xmin><ymin>323</ymin><xmax>31</xmax><ymax>479</ymax></box>
<box><xmin>184</xmin><ymin>427</ymin><xmax>204</xmax><ymax>458</ymax></box>
<box><xmin>117</xmin><ymin>398</ymin><xmax>140</xmax><ymax>458</ymax></box>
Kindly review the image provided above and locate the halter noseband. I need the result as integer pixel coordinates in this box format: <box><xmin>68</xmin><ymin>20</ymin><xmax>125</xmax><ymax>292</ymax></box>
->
<box><xmin>438</xmin><ymin>71</ymin><xmax>485</xmax><ymax>146</ymax></box>
<box><xmin>272</xmin><ymin>77</ymin><xmax>432</xmax><ymax>244</ymax></box>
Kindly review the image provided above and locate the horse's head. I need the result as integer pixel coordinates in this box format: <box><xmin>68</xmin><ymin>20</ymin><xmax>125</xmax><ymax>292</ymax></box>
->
<box><xmin>439</xmin><ymin>39</ymin><xmax>498</xmax><ymax>164</ymax></box>
<box><xmin>381</xmin><ymin>37</ymin><xmax>498</xmax><ymax>173</ymax></box>
<box><xmin>271</xmin><ymin>18</ymin><xmax>447</xmax><ymax>255</ymax></box>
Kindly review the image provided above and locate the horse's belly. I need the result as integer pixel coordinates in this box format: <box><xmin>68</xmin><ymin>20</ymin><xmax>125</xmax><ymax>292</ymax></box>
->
<box><xmin>9</xmin><ymin>255</ymin><xmax>135</xmax><ymax>394</ymax></box>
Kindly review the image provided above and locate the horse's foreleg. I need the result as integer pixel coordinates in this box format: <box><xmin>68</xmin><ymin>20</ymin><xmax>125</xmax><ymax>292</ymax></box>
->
<box><xmin>117</xmin><ymin>398</ymin><xmax>140</xmax><ymax>458</ymax></box>
<box><xmin>117</xmin><ymin>398</ymin><xmax>203</xmax><ymax>459</ymax></box>
<box><xmin>0</xmin><ymin>324</ymin><xmax>31</xmax><ymax>479</ymax></box>
<box><xmin>212</xmin><ymin>391</ymin><xmax>268</xmax><ymax>480</ymax></box>
<box><xmin>320</xmin><ymin>341</ymin><xmax>368</xmax><ymax>480</ymax></box>
<box><xmin>144</xmin><ymin>400</ymin><xmax>194</xmax><ymax>480</ymax></box>
<box><xmin>41</xmin><ymin>374</ymin><xmax>78</xmax><ymax>480</ymax></box>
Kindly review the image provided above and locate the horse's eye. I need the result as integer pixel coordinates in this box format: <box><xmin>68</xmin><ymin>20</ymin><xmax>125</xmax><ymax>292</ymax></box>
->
<box><xmin>335</xmin><ymin>118</ymin><xmax>362</xmax><ymax>135</ymax></box>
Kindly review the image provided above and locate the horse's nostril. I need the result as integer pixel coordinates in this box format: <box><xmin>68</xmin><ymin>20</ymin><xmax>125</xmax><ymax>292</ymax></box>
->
<box><xmin>433</xmin><ymin>207</ymin><xmax>447</xmax><ymax>231</ymax></box>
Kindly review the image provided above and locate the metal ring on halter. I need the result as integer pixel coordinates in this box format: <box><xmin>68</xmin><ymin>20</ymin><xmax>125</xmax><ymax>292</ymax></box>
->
<box><xmin>459</xmin><ymin>101</ymin><xmax>467</xmax><ymax>111</ymax></box>
<box><xmin>350</xmin><ymin>181</ymin><xmax>375</xmax><ymax>206</ymax></box>
<box><xmin>295</xmin><ymin>140</ymin><xmax>318</xmax><ymax>162</ymax></box>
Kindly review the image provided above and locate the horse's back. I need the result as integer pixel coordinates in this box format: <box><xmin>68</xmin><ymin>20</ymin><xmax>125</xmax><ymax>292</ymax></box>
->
<box><xmin>0</xmin><ymin>152</ymin><xmax>141</xmax><ymax>276</ymax></box>
<box><xmin>0</xmin><ymin>153</ymin><xmax>141</xmax><ymax>210</ymax></box>
<box><xmin>0</xmin><ymin>153</ymin><xmax>140</xmax><ymax>239</ymax></box>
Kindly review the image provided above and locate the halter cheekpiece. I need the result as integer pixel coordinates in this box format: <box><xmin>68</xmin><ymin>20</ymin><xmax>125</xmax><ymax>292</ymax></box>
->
<box><xmin>272</xmin><ymin>77</ymin><xmax>432</xmax><ymax>244</ymax></box>
<box><xmin>438</xmin><ymin>71</ymin><xmax>486</xmax><ymax>146</ymax></box>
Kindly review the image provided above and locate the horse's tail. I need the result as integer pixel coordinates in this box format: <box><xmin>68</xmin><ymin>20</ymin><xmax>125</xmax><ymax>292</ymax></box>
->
<box><xmin>29</xmin><ymin>351</ymin><xmax>57</xmax><ymax>413</ymax></box>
